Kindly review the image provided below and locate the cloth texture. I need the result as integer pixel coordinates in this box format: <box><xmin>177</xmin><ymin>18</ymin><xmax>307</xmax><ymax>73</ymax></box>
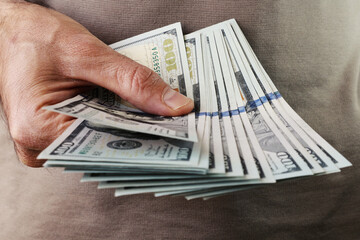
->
<box><xmin>1</xmin><ymin>1</ymin><xmax>359</xmax><ymax>239</ymax></box>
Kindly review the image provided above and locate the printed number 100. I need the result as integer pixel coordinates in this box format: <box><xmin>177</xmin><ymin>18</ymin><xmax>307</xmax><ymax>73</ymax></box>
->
<box><xmin>163</xmin><ymin>39</ymin><xmax>177</xmax><ymax>72</ymax></box>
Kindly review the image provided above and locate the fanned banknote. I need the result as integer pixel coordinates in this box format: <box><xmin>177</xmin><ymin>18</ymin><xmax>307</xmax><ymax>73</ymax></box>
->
<box><xmin>222</xmin><ymin>23</ymin><xmax>314</xmax><ymax>180</ymax></box>
<box><xmin>38</xmin><ymin>19</ymin><xmax>352</xmax><ymax>200</ymax></box>
<box><xmin>206</xmin><ymin>32</ymin><xmax>244</xmax><ymax>177</ymax></box>
<box><xmin>201</xmin><ymin>34</ymin><xmax>226</xmax><ymax>174</ymax></box>
<box><xmin>184</xmin><ymin>32</ymin><xmax>210</xmax><ymax>170</ymax></box>
<box><xmin>227</xmin><ymin>19</ymin><xmax>351</xmax><ymax>170</ymax></box>
<box><xmin>38</xmin><ymin>119</ymin><xmax>203</xmax><ymax>167</ymax></box>
<box><xmin>222</xmin><ymin>23</ymin><xmax>326</xmax><ymax>175</ymax></box>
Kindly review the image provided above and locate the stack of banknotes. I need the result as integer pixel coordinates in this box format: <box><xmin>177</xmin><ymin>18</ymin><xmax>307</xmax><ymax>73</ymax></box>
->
<box><xmin>38</xmin><ymin>19</ymin><xmax>352</xmax><ymax>200</ymax></box>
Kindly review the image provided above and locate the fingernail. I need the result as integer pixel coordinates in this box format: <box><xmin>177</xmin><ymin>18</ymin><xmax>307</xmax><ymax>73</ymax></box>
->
<box><xmin>163</xmin><ymin>87</ymin><xmax>192</xmax><ymax>111</ymax></box>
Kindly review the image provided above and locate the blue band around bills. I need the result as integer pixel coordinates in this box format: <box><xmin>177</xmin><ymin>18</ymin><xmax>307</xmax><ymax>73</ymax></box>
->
<box><xmin>221</xmin><ymin>111</ymin><xmax>230</xmax><ymax>117</ymax></box>
<box><xmin>230</xmin><ymin>109</ymin><xmax>240</xmax><ymax>116</ymax></box>
<box><xmin>238</xmin><ymin>106</ymin><xmax>246</xmax><ymax>113</ymax></box>
<box><xmin>274</xmin><ymin>91</ymin><xmax>282</xmax><ymax>99</ymax></box>
<box><xmin>260</xmin><ymin>96</ymin><xmax>268</xmax><ymax>103</ymax></box>
<box><xmin>266</xmin><ymin>93</ymin><xmax>276</xmax><ymax>101</ymax></box>
<box><xmin>248</xmin><ymin>99</ymin><xmax>262</xmax><ymax>109</ymax></box>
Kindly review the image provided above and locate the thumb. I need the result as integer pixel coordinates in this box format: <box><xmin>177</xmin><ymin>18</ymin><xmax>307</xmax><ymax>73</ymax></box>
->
<box><xmin>63</xmin><ymin>38</ymin><xmax>194</xmax><ymax>116</ymax></box>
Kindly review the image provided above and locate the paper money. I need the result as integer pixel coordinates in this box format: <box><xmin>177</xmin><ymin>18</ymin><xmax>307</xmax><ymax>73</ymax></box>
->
<box><xmin>223</xmin><ymin>23</ymin><xmax>327</xmax><ymax>175</ymax></box>
<box><xmin>114</xmin><ymin>178</ymin><xmax>272</xmax><ymax>197</ymax></box>
<box><xmin>38</xmin><ymin>19</ymin><xmax>352</xmax><ymax>200</ymax></box>
<box><xmin>184</xmin><ymin>32</ymin><xmax>210</xmax><ymax>170</ymax></box>
<box><xmin>45</xmin><ymin>159</ymin><xmax>207</xmax><ymax>174</ymax></box>
<box><xmin>191</xmin><ymin>186</ymin><xmax>260</xmax><ymax>200</ymax></box>
<box><xmin>222</xmin><ymin>24</ymin><xmax>314</xmax><ymax>180</ymax></box>
<box><xmin>155</xmin><ymin>189</ymin><xmax>206</xmax><ymax>197</ymax></box>
<box><xmin>38</xmin><ymin>119</ymin><xmax>203</xmax><ymax>167</ymax></box>
<box><xmin>207</xmin><ymin>26</ymin><xmax>275</xmax><ymax>183</ymax></box>
<box><xmin>206</xmin><ymin>32</ymin><xmax>244</xmax><ymax>177</ymax></box>
<box><xmin>44</xmin><ymin>23</ymin><xmax>197</xmax><ymax>142</ymax></box>
<box><xmin>185</xmin><ymin>186</ymin><xmax>257</xmax><ymax>200</ymax></box>
<box><xmin>227</xmin><ymin>19</ymin><xmax>351</xmax><ymax>170</ymax></box>
<box><xmin>81</xmin><ymin>173</ymin><xmax>227</xmax><ymax>182</ymax></box>
<box><xmin>201</xmin><ymin>34</ymin><xmax>226</xmax><ymax>174</ymax></box>
<box><xmin>213</xmin><ymin>29</ymin><xmax>261</xmax><ymax>179</ymax></box>
<box><xmin>98</xmin><ymin>177</ymin><xmax>238</xmax><ymax>189</ymax></box>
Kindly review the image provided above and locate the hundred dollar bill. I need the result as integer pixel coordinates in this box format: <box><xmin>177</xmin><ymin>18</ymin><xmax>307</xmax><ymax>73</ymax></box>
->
<box><xmin>80</xmin><ymin>171</ymin><xmax>232</xmax><ymax>182</ymax></box>
<box><xmin>44</xmin><ymin>23</ymin><xmax>197</xmax><ymax>142</ymax></box>
<box><xmin>155</xmin><ymin>189</ymin><xmax>206</xmax><ymax>197</ymax></box>
<box><xmin>185</xmin><ymin>186</ymin><xmax>257</xmax><ymax>200</ymax></box>
<box><xmin>229</xmin><ymin>21</ymin><xmax>343</xmax><ymax>172</ymax></box>
<box><xmin>98</xmin><ymin>177</ymin><xmax>236</xmax><ymax>189</ymax></box>
<box><xmin>44</xmin><ymin>159</ymin><xmax>207</xmax><ymax>174</ymax></box>
<box><xmin>195</xmin><ymin>19</ymin><xmax>348</xmax><ymax>173</ymax></box>
<box><xmin>195</xmin><ymin>25</ymin><xmax>274</xmax><ymax>182</ymax></box>
<box><xmin>154</xmin><ymin>188</ymin><xmax>244</xmax><ymax>198</ymax></box>
<box><xmin>156</xmin><ymin>188</ymin><xmax>221</xmax><ymax>198</ymax></box>
<box><xmin>65</xmin><ymin>169</ymin><xmax>133</xmax><ymax>173</ymax></box>
<box><xmin>223</xmin><ymin>23</ymin><xmax>314</xmax><ymax>180</ymax></box>
<box><xmin>38</xmin><ymin>119</ymin><xmax>203</xmax><ymax>167</ymax></box>
<box><xmin>38</xmin><ymin>20</ymin><xmax>351</xmax><ymax>201</ymax></box>
<box><xmin>201</xmin><ymin>34</ymin><xmax>225</xmax><ymax>174</ymax></box>
<box><xmin>211</xmin><ymin>27</ymin><xmax>275</xmax><ymax>183</ymax></box>
<box><xmin>113</xmin><ymin>177</ymin><xmax>271</xmax><ymax>197</ymax></box>
<box><xmin>223</xmin><ymin>22</ymin><xmax>327</xmax><ymax>175</ymax></box>
<box><xmin>80</xmin><ymin>173</ymin><xmax>223</xmax><ymax>182</ymax></box>
<box><xmin>227</xmin><ymin>19</ymin><xmax>351</xmax><ymax>170</ymax></box>
<box><xmin>197</xmin><ymin>33</ymin><xmax>212</xmax><ymax>171</ymax></box>
<box><xmin>206</xmin><ymin>32</ymin><xmax>244</xmax><ymax>177</ymax></box>
<box><xmin>185</xmin><ymin>32</ymin><xmax>209</xmax><ymax>170</ymax></box>
<box><xmin>213</xmin><ymin>29</ymin><xmax>260</xmax><ymax>179</ymax></box>
<box><xmin>192</xmin><ymin>187</ymin><xmax>261</xmax><ymax>200</ymax></box>
<box><xmin>97</xmin><ymin>173</ymin><xmax>273</xmax><ymax>189</ymax></box>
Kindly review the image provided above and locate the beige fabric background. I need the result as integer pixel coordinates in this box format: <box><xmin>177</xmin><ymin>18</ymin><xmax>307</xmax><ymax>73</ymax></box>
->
<box><xmin>1</xmin><ymin>1</ymin><xmax>359</xmax><ymax>239</ymax></box>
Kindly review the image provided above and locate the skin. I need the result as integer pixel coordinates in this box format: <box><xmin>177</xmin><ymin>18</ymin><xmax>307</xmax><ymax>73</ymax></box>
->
<box><xmin>0</xmin><ymin>1</ymin><xmax>194</xmax><ymax>167</ymax></box>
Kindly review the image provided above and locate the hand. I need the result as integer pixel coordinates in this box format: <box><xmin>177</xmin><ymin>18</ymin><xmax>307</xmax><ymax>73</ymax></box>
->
<box><xmin>0</xmin><ymin>1</ymin><xmax>194</xmax><ymax>167</ymax></box>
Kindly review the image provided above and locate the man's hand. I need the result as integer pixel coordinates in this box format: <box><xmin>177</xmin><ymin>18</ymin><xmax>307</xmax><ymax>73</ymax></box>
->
<box><xmin>0</xmin><ymin>1</ymin><xmax>194</xmax><ymax>167</ymax></box>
